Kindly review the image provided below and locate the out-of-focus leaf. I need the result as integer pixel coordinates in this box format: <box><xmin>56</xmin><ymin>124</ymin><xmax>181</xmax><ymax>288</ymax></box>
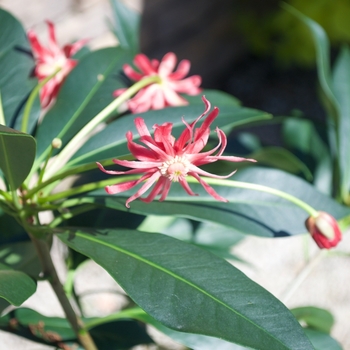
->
<box><xmin>304</xmin><ymin>328</ymin><xmax>342</xmax><ymax>350</ymax></box>
<box><xmin>0</xmin><ymin>124</ymin><xmax>36</xmax><ymax>189</ymax></box>
<box><xmin>109</xmin><ymin>0</ymin><xmax>140</xmax><ymax>53</ymax></box>
<box><xmin>282</xmin><ymin>4</ymin><xmax>339</xmax><ymax>121</ymax></box>
<box><xmin>67</xmin><ymin>103</ymin><xmax>270</xmax><ymax>167</ymax></box>
<box><xmin>251</xmin><ymin>146</ymin><xmax>313</xmax><ymax>181</ymax></box>
<box><xmin>185</xmin><ymin>89</ymin><xmax>241</xmax><ymax>106</ymax></box>
<box><xmin>88</xmin><ymin>167</ymin><xmax>350</xmax><ymax>237</ymax></box>
<box><xmin>291</xmin><ymin>306</ymin><xmax>334</xmax><ymax>334</ymax></box>
<box><xmin>0</xmin><ymin>9</ymin><xmax>39</xmax><ymax>130</ymax></box>
<box><xmin>0</xmin><ymin>263</ymin><xmax>36</xmax><ymax>306</ymax></box>
<box><xmin>58</xmin><ymin>227</ymin><xmax>314</xmax><ymax>350</ymax></box>
<box><xmin>332</xmin><ymin>45</ymin><xmax>350</xmax><ymax>201</ymax></box>
<box><xmin>282</xmin><ymin>117</ymin><xmax>332</xmax><ymax>194</ymax></box>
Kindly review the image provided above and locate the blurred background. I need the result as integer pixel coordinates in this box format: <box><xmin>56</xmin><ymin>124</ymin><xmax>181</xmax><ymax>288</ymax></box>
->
<box><xmin>0</xmin><ymin>0</ymin><xmax>349</xmax><ymax>348</ymax></box>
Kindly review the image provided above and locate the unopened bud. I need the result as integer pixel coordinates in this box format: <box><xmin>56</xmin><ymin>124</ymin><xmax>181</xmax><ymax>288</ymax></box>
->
<box><xmin>305</xmin><ymin>211</ymin><xmax>342</xmax><ymax>249</ymax></box>
<box><xmin>52</xmin><ymin>138</ymin><xmax>62</xmax><ymax>149</ymax></box>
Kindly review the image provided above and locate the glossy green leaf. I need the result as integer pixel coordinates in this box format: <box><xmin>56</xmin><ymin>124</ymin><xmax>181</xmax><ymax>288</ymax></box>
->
<box><xmin>34</xmin><ymin>47</ymin><xmax>133</xmax><ymax>162</ymax></box>
<box><xmin>332</xmin><ymin>45</ymin><xmax>350</xmax><ymax>200</ymax></box>
<box><xmin>133</xmin><ymin>308</ymin><xmax>249</xmax><ymax>350</ymax></box>
<box><xmin>88</xmin><ymin>167</ymin><xmax>349</xmax><ymax>237</ymax></box>
<box><xmin>0</xmin><ymin>9</ymin><xmax>39</xmax><ymax>128</ymax></box>
<box><xmin>89</xmin><ymin>307</ymin><xmax>248</xmax><ymax>350</ymax></box>
<box><xmin>250</xmin><ymin>146</ymin><xmax>313</xmax><ymax>181</ymax></box>
<box><xmin>0</xmin><ymin>124</ymin><xmax>36</xmax><ymax>189</ymax></box>
<box><xmin>58</xmin><ymin>227</ymin><xmax>313</xmax><ymax>350</ymax></box>
<box><xmin>109</xmin><ymin>0</ymin><xmax>140</xmax><ymax>53</ymax></box>
<box><xmin>291</xmin><ymin>306</ymin><xmax>334</xmax><ymax>334</ymax></box>
<box><xmin>67</xmin><ymin>103</ymin><xmax>270</xmax><ymax>167</ymax></box>
<box><xmin>0</xmin><ymin>263</ymin><xmax>36</xmax><ymax>306</ymax></box>
<box><xmin>304</xmin><ymin>329</ymin><xmax>342</xmax><ymax>350</ymax></box>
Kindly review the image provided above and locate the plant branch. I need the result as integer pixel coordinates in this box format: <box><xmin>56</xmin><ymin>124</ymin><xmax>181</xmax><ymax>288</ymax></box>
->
<box><xmin>27</xmin><ymin>229</ymin><xmax>98</xmax><ymax>350</ymax></box>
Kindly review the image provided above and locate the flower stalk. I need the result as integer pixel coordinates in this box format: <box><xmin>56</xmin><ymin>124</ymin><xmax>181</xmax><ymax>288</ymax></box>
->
<box><xmin>188</xmin><ymin>177</ymin><xmax>319</xmax><ymax>217</ymax></box>
<box><xmin>44</xmin><ymin>75</ymin><xmax>161</xmax><ymax>180</ymax></box>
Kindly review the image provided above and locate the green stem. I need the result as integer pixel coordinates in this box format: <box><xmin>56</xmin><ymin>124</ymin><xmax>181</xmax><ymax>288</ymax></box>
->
<box><xmin>0</xmin><ymin>189</ymin><xmax>11</xmax><ymax>201</ymax></box>
<box><xmin>38</xmin><ymin>176</ymin><xmax>137</xmax><ymax>204</ymax></box>
<box><xmin>27</xmin><ymin>230</ymin><xmax>97</xmax><ymax>350</ymax></box>
<box><xmin>24</xmin><ymin>158</ymin><xmax>120</xmax><ymax>200</ymax></box>
<box><xmin>44</xmin><ymin>76</ymin><xmax>161</xmax><ymax>180</ymax></box>
<box><xmin>187</xmin><ymin>177</ymin><xmax>319</xmax><ymax>217</ymax></box>
<box><xmin>21</xmin><ymin>69</ymin><xmax>61</xmax><ymax>133</ymax></box>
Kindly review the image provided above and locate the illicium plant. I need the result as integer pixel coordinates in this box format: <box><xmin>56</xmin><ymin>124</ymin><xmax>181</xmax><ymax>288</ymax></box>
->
<box><xmin>0</xmin><ymin>2</ymin><xmax>348</xmax><ymax>349</ymax></box>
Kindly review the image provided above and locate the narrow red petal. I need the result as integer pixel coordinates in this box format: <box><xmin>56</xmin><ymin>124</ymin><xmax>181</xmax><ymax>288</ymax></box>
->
<box><xmin>125</xmin><ymin>171</ymin><xmax>161</xmax><ymax>207</ymax></box>
<box><xmin>168</xmin><ymin>59</ymin><xmax>191</xmax><ymax>80</ymax></box>
<box><xmin>158</xmin><ymin>52</ymin><xmax>177</xmax><ymax>76</ymax></box>
<box><xmin>190</xmin><ymin>172</ymin><xmax>228</xmax><ymax>202</ymax></box>
<box><xmin>134</xmin><ymin>54</ymin><xmax>157</xmax><ymax>75</ymax></box>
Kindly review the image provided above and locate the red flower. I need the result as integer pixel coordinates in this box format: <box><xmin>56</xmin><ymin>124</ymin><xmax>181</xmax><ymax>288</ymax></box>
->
<box><xmin>305</xmin><ymin>212</ymin><xmax>342</xmax><ymax>249</ymax></box>
<box><xmin>28</xmin><ymin>21</ymin><xmax>87</xmax><ymax>107</ymax></box>
<box><xmin>97</xmin><ymin>96</ymin><xmax>256</xmax><ymax>207</ymax></box>
<box><xmin>113</xmin><ymin>52</ymin><xmax>202</xmax><ymax>113</ymax></box>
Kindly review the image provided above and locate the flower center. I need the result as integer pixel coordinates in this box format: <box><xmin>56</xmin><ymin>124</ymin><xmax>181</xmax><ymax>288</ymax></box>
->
<box><xmin>159</xmin><ymin>155</ymin><xmax>190</xmax><ymax>182</ymax></box>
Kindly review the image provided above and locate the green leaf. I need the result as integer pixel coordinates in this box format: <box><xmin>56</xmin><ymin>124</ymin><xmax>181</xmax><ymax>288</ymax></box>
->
<box><xmin>250</xmin><ymin>146</ymin><xmax>313</xmax><ymax>181</ymax></box>
<box><xmin>282</xmin><ymin>117</ymin><xmax>332</xmax><ymax>194</ymax></box>
<box><xmin>291</xmin><ymin>306</ymin><xmax>334</xmax><ymax>334</ymax></box>
<box><xmin>0</xmin><ymin>263</ymin><xmax>36</xmax><ymax>306</ymax></box>
<box><xmin>109</xmin><ymin>0</ymin><xmax>140</xmax><ymax>53</ymax></box>
<box><xmin>282</xmin><ymin>4</ymin><xmax>339</xmax><ymax>121</ymax></box>
<box><xmin>185</xmin><ymin>89</ymin><xmax>241</xmax><ymax>106</ymax></box>
<box><xmin>304</xmin><ymin>328</ymin><xmax>342</xmax><ymax>350</ymax></box>
<box><xmin>0</xmin><ymin>307</ymin><xmax>153</xmax><ymax>349</ymax></box>
<box><xmin>89</xmin><ymin>167</ymin><xmax>349</xmax><ymax>237</ymax></box>
<box><xmin>67</xmin><ymin>103</ymin><xmax>270</xmax><ymax>167</ymax></box>
<box><xmin>332</xmin><ymin>45</ymin><xmax>350</xmax><ymax>200</ymax></box>
<box><xmin>0</xmin><ymin>124</ymin><xmax>36</xmax><ymax>189</ymax></box>
<box><xmin>58</xmin><ymin>227</ymin><xmax>314</xmax><ymax>350</ymax></box>
<box><xmin>0</xmin><ymin>9</ymin><xmax>39</xmax><ymax>128</ymax></box>
<box><xmin>34</xmin><ymin>47</ymin><xmax>133</xmax><ymax>163</ymax></box>
<box><xmin>133</xmin><ymin>308</ymin><xmax>249</xmax><ymax>350</ymax></box>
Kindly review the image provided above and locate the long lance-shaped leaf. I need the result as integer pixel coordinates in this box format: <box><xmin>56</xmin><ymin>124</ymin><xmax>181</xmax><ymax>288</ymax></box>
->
<box><xmin>109</xmin><ymin>0</ymin><xmax>140</xmax><ymax>53</ymax></box>
<box><xmin>57</xmin><ymin>227</ymin><xmax>314</xmax><ymax>350</ymax></box>
<box><xmin>67</xmin><ymin>101</ymin><xmax>270</xmax><ymax>167</ymax></box>
<box><xmin>88</xmin><ymin>168</ymin><xmax>350</xmax><ymax>238</ymax></box>
<box><xmin>332</xmin><ymin>46</ymin><xmax>350</xmax><ymax>202</ymax></box>
<box><xmin>0</xmin><ymin>9</ymin><xmax>39</xmax><ymax>129</ymax></box>
<box><xmin>0</xmin><ymin>263</ymin><xmax>36</xmax><ymax>306</ymax></box>
<box><xmin>0</xmin><ymin>124</ymin><xmax>36</xmax><ymax>189</ymax></box>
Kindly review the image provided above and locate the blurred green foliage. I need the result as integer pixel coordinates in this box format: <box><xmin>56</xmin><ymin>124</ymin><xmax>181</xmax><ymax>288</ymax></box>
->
<box><xmin>236</xmin><ymin>0</ymin><xmax>350</xmax><ymax>66</ymax></box>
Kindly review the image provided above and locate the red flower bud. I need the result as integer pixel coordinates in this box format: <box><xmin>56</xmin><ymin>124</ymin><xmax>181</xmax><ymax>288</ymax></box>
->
<box><xmin>305</xmin><ymin>212</ymin><xmax>342</xmax><ymax>249</ymax></box>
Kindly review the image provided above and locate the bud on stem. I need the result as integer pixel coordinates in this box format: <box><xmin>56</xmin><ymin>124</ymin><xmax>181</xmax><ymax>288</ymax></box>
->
<box><xmin>305</xmin><ymin>212</ymin><xmax>342</xmax><ymax>249</ymax></box>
